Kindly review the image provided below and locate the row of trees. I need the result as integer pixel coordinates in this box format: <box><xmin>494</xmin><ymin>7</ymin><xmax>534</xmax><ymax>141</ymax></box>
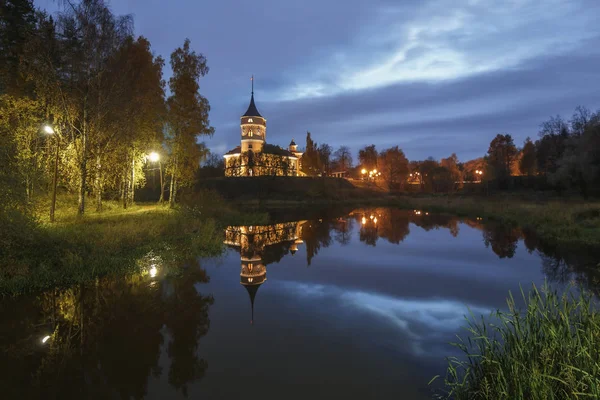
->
<box><xmin>296</xmin><ymin>105</ymin><xmax>600</xmax><ymax>195</ymax></box>
<box><xmin>486</xmin><ymin>106</ymin><xmax>600</xmax><ymax>195</ymax></box>
<box><xmin>0</xmin><ymin>0</ymin><xmax>213</xmax><ymax>218</ymax></box>
<box><xmin>300</xmin><ymin>132</ymin><xmax>353</xmax><ymax>176</ymax></box>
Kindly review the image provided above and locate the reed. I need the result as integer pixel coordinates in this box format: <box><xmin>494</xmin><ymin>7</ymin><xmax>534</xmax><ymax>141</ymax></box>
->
<box><xmin>433</xmin><ymin>283</ymin><xmax>600</xmax><ymax>399</ymax></box>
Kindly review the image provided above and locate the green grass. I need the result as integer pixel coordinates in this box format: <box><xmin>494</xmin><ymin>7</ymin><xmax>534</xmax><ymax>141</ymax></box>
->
<box><xmin>433</xmin><ymin>284</ymin><xmax>600</xmax><ymax>400</ymax></box>
<box><xmin>0</xmin><ymin>192</ymin><xmax>269</xmax><ymax>296</ymax></box>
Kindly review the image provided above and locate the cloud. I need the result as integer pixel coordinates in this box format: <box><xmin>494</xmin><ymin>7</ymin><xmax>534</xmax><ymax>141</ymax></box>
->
<box><xmin>278</xmin><ymin>0</ymin><xmax>600</xmax><ymax>100</ymax></box>
<box><xmin>38</xmin><ymin>0</ymin><xmax>597</xmax><ymax>160</ymax></box>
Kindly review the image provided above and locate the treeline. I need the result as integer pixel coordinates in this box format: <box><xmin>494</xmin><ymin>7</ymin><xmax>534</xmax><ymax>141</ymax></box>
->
<box><xmin>294</xmin><ymin>106</ymin><xmax>600</xmax><ymax>195</ymax></box>
<box><xmin>0</xmin><ymin>0</ymin><xmax>213</xmax><ymax>220</ymax></box>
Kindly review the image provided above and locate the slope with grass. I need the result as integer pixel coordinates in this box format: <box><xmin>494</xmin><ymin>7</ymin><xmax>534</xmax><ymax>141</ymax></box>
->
<box><xmin>0</xmin><ymin>194</ymin><xmax>268</xmax><ymax>296</ymax></box>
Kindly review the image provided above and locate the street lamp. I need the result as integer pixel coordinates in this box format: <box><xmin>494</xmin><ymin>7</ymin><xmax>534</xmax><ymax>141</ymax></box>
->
<box><xmin>44</xmin><ymin>124</ymin><xmax>60</xmax><ymax>223</ymax></box>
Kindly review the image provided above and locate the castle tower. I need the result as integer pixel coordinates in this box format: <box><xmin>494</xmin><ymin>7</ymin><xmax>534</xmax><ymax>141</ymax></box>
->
<box><xmin>240</xmin><ymin>76</ymin><xmax>266</xmax><ymax>153</ymax></box>
<box><xmin>289</xmin><ymin>139</ymin><xmax>297</xmax><ymax>153</ymax></box>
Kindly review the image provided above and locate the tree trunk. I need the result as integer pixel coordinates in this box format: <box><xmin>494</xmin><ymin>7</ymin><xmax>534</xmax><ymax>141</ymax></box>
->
<box><xmin>158</xmin><ymin>161</ymin><xmax>164</xmax><ymax>203</ymax></box>
<box><xmin>95</xmin><ymin>151</ymin><xmax>102</xmax><ymax>212</ymax></box>
<box><xmin>119</xmin><ymin>179</ymin><xmax>125</xmax><ymax>208</ymax></box>
<box><xmin>50</xmin><ymin>139</ymin><xmax>59</xmax><ymax>223</ymax></box>
<box><xmin>130</xmin><ymin>154</ymin><xmax>135</xmax><ymax>205</ymax></box>
<box><xmin>78</xmin><ymin>100</ymin><xmax>88</xmax><ymax>215</ymax></box>
<box><xmin>122</xmin><ymin>160</ymin><xmax>129</xmax><ymax>209</ymax></box>
<box><xmin>169</xmin><ymin>173</ymin><xmax>176</xmax><ymax>208</ymax></box>
<box><xmin>25</xmin><ymin>175</ymin><xmax>31</xmax><ymax>204</ymax></box>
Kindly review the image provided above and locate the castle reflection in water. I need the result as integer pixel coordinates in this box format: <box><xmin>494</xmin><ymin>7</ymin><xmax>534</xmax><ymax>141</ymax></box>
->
<box><xmin>224</xmin><ymin>208</ymin><xmax>600</xmax><ymax>324</ymax></box>
<box><xmin>224</xmin><ymin>221</ymin><xmax>306</xmax><ymax>323</ymax></box>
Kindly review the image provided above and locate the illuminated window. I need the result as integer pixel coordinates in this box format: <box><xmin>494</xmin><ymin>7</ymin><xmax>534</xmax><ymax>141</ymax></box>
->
<box><xmin>248</xmin><ymin>118</ymin><xmax>253</xmax><ymax>123</ymax></box>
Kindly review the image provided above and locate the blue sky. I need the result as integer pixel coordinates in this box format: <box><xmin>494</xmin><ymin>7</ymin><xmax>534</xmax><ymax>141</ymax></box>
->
<box><xmin>37</xmin><ymin>0</ymin><xmax>600</xmax><ymax>161</ymax></box>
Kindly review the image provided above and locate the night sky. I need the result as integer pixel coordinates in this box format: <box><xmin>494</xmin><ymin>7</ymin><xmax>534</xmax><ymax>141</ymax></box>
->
<box><xmin>36</xmin><ymin>0</ymin><xmax>600</xmax><ymax>161</ymax></box>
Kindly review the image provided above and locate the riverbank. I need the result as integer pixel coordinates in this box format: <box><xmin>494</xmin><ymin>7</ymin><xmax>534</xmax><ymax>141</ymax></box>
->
<box><xmin>237</xmin><ymin>194</ymin><xmax>600</xmax><ymax>246</ymax></box>
<box><xmin>4</xmin><ymin>190</ymin><xmax>600</xmax><ymax>295</ymax></box>
<box><xmin>0</xmin><ymin>196</ymin><xmax>268</xmax><ymax>296</ymax></box>
<box><xmin>392</xmin><ymin>194</ymin><xmax>600</xmax><ymax>246</ymax></box>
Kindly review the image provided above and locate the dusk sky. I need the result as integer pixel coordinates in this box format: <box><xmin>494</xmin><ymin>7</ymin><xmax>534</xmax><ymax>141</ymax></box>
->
<box><xmin>37</xmin><ymin>0</ymin><xmax>600</xmax><ymax>161</ymax></box>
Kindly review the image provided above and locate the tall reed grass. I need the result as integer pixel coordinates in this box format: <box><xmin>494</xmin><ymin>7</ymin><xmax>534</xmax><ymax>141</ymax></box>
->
<box><xmin>433</xmin><ymin>284</ymin><xmax>600</xmax><ymax>399</ymax></box>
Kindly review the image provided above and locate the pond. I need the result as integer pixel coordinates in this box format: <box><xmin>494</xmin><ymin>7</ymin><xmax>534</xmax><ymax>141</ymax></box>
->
<box><xmin>1</xmin><ymin>207</ymin><xmax>599</xmax><ymax>399</ymax></box>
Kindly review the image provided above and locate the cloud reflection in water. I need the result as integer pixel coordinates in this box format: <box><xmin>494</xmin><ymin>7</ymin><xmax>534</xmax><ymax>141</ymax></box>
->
<box><xmin>280</xmin><ymin>281</ymin><xmax>490</xmax><ymax>357</ymax></box>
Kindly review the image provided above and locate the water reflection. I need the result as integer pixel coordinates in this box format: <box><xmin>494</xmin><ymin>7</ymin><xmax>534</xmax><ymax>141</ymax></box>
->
<box><xmin>0</xmin><ymin>262</ymin><xmax>213</xmax><ymax>398</ymax></box>
<box><xmin>225</xmin><ymin>221</ymin><xmax>306</xmax><ymax>323</ymax></box>
<box><xmin>2</xmin><ymin>208</ymin><xmax>600</xmax><ymax>399</ymax></box>
<box><xmin>224</xmin><ymin>208</ymin><xmax>600</xmax><ymax>308</ymax></box>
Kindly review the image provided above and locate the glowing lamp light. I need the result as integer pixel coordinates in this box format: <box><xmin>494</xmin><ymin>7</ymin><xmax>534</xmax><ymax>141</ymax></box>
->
<box><xmin>43</xmin><ymin>125</ymin><xmax>55</xmax><ymax>134</ymax></box>
<box><xmin>370</xmin><ymin>215</ymin><xmax>374</xmax><ymax>220</ymax></box>
<box><xmin>361</xmin><ymin>169</ymin><xmax>367</xmax><ymax>174</ymax></box>
<box><xmin>361</xmin><ymin>217</ymin><xmax>367</xmax><ymax>225</ymax></box>
<box><xmin>149</xmin><ymin>266</ymin><xmax>158</xmax><ymax>278</ymax></box>
<box><xmin>373</xmin><ymin>217</ymin><xmax>378</xmax><ymax>224</ymax></box>
<box><xmin>42</xmin><ymin>335</ymin><xmax>51</xmax><ymax>344</ymax></box>
<box><xmin>148</xmin><ymin>152</ymin><xmax>160</xmax><ymax>162</ymax></box>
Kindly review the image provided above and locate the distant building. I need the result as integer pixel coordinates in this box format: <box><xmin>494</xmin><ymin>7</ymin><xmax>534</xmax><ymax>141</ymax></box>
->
<box><xmin>223</xmin><ymin>78</ymin><xmax>303</xmax><ymax>176</ymax></box>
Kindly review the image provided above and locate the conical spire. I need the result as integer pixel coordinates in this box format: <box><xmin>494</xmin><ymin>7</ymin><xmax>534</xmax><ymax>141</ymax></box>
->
<box><xmin>243</xmin><ymin>75</ymin><xmax>262</xmax><ymax>117</ymax></box>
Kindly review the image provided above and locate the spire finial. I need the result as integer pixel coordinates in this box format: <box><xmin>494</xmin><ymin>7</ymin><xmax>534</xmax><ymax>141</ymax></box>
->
<box><xmin>251</xmin><ymin>75</ymin><xmax>254</xmax><ymax>95</ymax></box>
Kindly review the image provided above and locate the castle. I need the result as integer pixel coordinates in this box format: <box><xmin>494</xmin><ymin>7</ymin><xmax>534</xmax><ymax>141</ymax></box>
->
<box><xmin>223</xmin><ymin>78</ymin><xmax>303</xmax><ymax>176</ymax></box>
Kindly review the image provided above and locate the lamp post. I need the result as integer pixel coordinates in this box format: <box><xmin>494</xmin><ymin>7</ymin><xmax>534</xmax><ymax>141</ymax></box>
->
<box><xmin>475</xmin><ymin>169</ymin><xmax>483</xmax><ymax>182</ymax></box>
<box><xmin>44</xmin><ymin>125</ymin><xmax>59</xmax><ymax>223</ymax></box>
<box><xmin>148</xmin><ymin>152</ymin><xmax>163</xmax><ymax>203</ymax></box>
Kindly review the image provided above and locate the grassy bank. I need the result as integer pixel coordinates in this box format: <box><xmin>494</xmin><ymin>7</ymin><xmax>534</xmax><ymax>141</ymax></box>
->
<box><xmin>392</xmin><ymin>194</ymin><xmax>600</xmax><ymax>246</ymax></box>
<box><xmin>0</xmin><ymin>194</ymin><xmax>268</xmax><ymax>296</ymax></box>
<box><xmin>193</xmin><ymin>176</ymin><xmax>384</xmax><ymax>202</ymax></box>
<box><xmin>434</xmin><ymin>284</ymin><xmax>600</xmax><ymax>399</ymax></box>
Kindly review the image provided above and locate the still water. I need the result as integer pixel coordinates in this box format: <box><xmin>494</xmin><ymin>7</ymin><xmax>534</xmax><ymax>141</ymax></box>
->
<box><xmin>1</xmin><ymin>208</ymin><xmax>599</xmax><ymax>399</ymax></box>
